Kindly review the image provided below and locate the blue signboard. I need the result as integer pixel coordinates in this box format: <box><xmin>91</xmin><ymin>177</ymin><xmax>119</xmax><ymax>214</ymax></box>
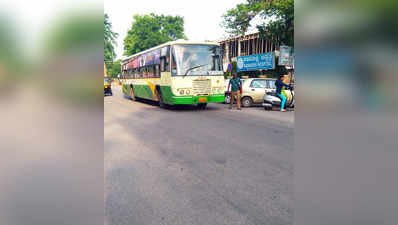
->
<box><xmin>236</xmin><ymin>52</ymin><xmax>275</xmax><ymax>71</ymax></box>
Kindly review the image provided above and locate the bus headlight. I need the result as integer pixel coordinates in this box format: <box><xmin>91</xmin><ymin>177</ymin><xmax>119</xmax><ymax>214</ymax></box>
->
<box><xmin>177</xmin><ymin>88</ymin><xmax>191</xmax><ymax>95</ymax></box>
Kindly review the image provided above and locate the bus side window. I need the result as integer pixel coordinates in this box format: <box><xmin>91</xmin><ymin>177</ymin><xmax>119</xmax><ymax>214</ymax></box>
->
<box><xmin>171</xmin><ymin>49</ymin><xmax>177</xmax><ymax>75</ymax></box>
<box><xmin>142</xmin><ymin>67</ymin><xmax>145</xmax><ymax>78</ymax></box>
<box><xmin>142</xmin><ymin>66</ymin><xmax>145</xmax><ymax>78</ymax></box>
<box><xmin>160</xmin><ymin>56</ymin><xmax>169</xmax><ymax>72</ymax></box>
<box><xmin>155</xmin><ymin>64</ymin><xmax>160</xmax><ymax>78</ymax></box>
<box><xmin>148</xmin><ymin>65</ymin><xmax>153</xmax><ymax>78</ymax></box>
<box><xmin>149</xmin><ymin>66</ymin><xmax>152</xmax><ymax>78</ymax></box>
<box><xmin>160</xmin><ymin>46</ymin><xmax>170</xmax><ymax>72</ymax></box>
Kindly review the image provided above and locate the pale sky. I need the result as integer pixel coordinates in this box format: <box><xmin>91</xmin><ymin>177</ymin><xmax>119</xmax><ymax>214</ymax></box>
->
<box><xmin>1</xmin><ymin>0</ymin><xmax>101</xmax><ymax>61</ymax></box>
<box><xmin>1</xmin><ymin>0</ymin><xmax>254</xmax><ymax>61</ymax></box>
<box><xmin>104</xmin><ymin>0</ymin><xmax>247</xmax><ymax>60</ymax></box>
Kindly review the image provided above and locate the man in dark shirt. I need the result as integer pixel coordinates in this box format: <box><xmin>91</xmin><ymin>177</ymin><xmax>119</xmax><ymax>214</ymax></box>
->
<box><xmin>228</xmin><ymin>73</ymin><xmax>242</xmax><ymax>110</ymax></box>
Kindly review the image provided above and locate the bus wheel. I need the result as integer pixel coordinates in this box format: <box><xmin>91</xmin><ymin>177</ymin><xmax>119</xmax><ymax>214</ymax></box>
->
<box><xmin>130</xmin><ymin>86</ymin><xmax>136</xmax><ymax>101</ymax></box>
<box><xmin>197</xmin><ymin>103</ymin><xmax>207</xmax><ymax>109</ymax></box>
<box><xmin>157</xmin><ymin>89</ymin><xmax>166</xmax><ymax>108</ymax></box>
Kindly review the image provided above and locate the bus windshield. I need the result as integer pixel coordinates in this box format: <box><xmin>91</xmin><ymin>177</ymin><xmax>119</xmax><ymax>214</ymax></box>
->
<box><xmin>172</xmin><ymin>44</ymin><xmax>223</xmax><ymax>76</ymax></box>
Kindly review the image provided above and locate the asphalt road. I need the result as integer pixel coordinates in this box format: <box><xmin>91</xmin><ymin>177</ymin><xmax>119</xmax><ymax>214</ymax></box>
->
<box><xmin>105</xmin><ymin>85</ymin><xmax>294</xmax><ymax>225</ymax></box>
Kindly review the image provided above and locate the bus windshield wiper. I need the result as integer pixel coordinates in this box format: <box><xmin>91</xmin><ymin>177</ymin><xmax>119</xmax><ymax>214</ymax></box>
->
<box><xmin>183</xmin><ymin>64</ymin><xmax>208</xmax><ymax>77</ymax></box>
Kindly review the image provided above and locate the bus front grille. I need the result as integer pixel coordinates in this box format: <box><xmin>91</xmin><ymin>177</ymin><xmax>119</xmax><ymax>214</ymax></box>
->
<box><xmin>192</xmin><ymin>79</ymin><xmax>211</xmax><ymax>96</ymax></box>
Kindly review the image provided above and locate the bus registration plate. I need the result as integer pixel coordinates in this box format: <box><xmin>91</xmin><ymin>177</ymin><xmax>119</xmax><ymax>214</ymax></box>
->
<box><xmin>198</xmin><ymin>97</ymin><xmax>207</xmax><ymax>102</ymax></box>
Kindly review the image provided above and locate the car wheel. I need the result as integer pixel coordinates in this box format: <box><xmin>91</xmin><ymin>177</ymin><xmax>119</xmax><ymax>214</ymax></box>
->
<box><xmin>224</xmin><ymin>94</ymin><xmax>231</xmax><ymax>104</ymax></box>
<box><xmin>241</xmin><ymin>96</ymin><xmax>253</xmax><ymax>107</ymax></box>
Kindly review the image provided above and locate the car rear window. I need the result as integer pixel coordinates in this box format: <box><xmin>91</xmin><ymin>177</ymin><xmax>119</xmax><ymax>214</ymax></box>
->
<box><xmin>267</xmin><ymin>80</ymin><xmax>276</xmax><ymax>89</ymax></box>
<box><xmin>250</xmin><ymin>79</ymin><xmax>267</xmax><ymax>88</ymax></box>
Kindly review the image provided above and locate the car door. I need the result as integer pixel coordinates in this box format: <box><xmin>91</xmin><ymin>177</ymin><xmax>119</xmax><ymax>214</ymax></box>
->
<box><xmin>248</xmin><ymin>79</ymin><xmax>267</xmax><ymax>103</ymax></box>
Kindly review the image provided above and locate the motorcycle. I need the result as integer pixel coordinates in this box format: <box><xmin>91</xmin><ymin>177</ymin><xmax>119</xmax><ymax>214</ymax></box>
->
<box><xmin>263</xmin><ymin>87</ymin><xmax>294</xmax><ymax>110</ymax></box>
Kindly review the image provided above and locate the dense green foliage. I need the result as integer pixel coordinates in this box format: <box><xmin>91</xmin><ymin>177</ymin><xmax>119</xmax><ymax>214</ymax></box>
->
<box><xmin>222</xmin><ymin>0</ymin><xmax>294</xmax><ymax>46</ymax></box>
<box><xmin>123</xmin><ymin>13</ymin><xmax>186</xmax><ymax>56</ymax></box>
<box><xmin>106</xmin><ymin>60</ymin><xmax>121</xmax><ymax>78</ymax></box>
<box><xmin>104</xmin><ymin>13</ymin><xmax>118</xmax><ymax>63</ymax></box>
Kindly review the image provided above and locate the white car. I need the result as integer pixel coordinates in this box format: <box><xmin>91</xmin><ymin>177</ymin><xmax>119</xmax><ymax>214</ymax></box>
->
<box><xmin>225</xmin><ymin>78</ymin><xmax>276</xmax><ymax>107</ymax></box>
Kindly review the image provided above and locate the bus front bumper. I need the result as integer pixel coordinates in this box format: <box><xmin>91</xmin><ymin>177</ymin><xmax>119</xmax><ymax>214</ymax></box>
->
<box><xmin>172</xmin><ymin>94</ymin><xmax>224</xmax><ymax>104</ymax></box>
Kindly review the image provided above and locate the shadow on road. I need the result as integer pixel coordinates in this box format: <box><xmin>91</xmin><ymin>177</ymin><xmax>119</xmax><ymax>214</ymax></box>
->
<box><xmin>122</xmin><ymin>95</ymin><xmax>223</xmax><ymax>112</ymax></box>
<box><xmin>161</xmin><ymin>103</ymin><xmax>222</xmax><ymax>112</ymax></box>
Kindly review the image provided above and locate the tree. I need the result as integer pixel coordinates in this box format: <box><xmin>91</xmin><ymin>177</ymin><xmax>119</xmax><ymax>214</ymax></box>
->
<box><xmin>222</xmin><ymin>0</ymin><xmax>294</xmax><ymax>46</ymax></box>
<box><xmin>123</xmin><ymin>13</ymin><xmax>186</xmax><ymax>56</ymax></box>
<box><xmin>106</xmin><ymin>60</ymin><xmax>122</xmax><ymax>78</ymax></box>
<box><xmin>104</xmin><ymin>13</ymin><xmax>118</xmax><ymax>63</ymax></box>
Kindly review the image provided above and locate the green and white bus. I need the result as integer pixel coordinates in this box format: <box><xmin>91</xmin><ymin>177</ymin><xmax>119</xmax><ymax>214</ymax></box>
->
<box><xmin>121</xmin><ymin>40</ymin><xmax>225</xmax><ymax>109</ymax></box>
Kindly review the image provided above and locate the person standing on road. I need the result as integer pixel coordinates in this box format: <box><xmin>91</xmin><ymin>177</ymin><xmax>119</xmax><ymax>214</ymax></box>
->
<box><xmin>228</xmin><ymin>73</ymin><xmax>242</xmax><ymax>110</ymax></box>
<box><xmin>275</xmin><ymin>75</ymin><xmax>291</xmax><ymax>112</ymax></box>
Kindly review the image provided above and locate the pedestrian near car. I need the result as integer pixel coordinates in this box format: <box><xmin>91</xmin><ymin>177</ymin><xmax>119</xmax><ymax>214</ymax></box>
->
<box><xmin>228</xmin><ymin>73</ymin><xmax>242</xmax><ymax>110</ymax></box>
<box><xmin>275</xmin><ymin>75</ymin><xmax>290</xmax><ymax>112</ymax></box>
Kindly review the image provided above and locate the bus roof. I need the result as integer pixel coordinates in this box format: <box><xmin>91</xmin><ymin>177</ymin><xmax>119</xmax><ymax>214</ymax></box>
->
<box><xmin>122</xmin><ymin>40</ymin><xmax>220</xmax><ymax>63</ymax></box>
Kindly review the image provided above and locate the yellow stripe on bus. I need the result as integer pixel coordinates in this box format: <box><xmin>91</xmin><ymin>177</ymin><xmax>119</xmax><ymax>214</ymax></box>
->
<box><xmin>146</xmin><ymin>80</ymin><xmax>156</xmax><ymax>96</ymax></box>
